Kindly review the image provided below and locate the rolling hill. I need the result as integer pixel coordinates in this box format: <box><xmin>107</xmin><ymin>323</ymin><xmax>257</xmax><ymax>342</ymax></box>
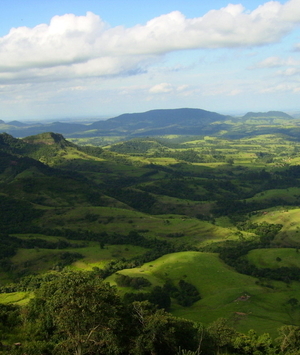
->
<box><xmin>1</xmin><ymin>108</ymin><xmax>298</xmax><ymax>139</ymax></box>
<box><xmin>1</xmin><ymin>108</ymin><xmax>231</xmax><ymax>137</ymax></box>
<box><xmin>242</xmin><ymin>111</ymin><xmax>294</xmax><ymax>119</ymax></box>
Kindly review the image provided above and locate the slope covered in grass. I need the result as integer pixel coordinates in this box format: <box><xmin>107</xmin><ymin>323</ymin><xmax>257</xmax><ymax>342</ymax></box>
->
<box><xmin>247</xmin><ymin>248</ymin><xmax>300</xmax><ymax>269</ymax></box>
<box><xmin>108</xmin><ymin>251</ymin><xmax>300</xmax><ymax>336</ymax></box>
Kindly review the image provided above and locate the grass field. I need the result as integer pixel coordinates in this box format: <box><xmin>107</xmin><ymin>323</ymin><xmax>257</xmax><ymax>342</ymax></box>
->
<box><xmin>0</xmin><ymin>292</ymin><xmax>33</xmax><ymax>305</ymax></box>
<box><xmin>10</xmin><ymin>241</ymin><xmax>148</xmax><ymax>275</ymax></box>
<box><xmin>251</xmin><ymin>207</ymin><xmax>300</xmax><ymax>246</ymax></box>
<box><xmin>106</xmin><ymin>251</ymin><xmax>300</xmax><ymax>336</ymax></box>
<box><xmin>247</xmin><ymin>248</ymin><xmax>300</xmax><ymax>269</ymax></box>
<box><xmin>37</xmin><ymin>205</ymin><xmax>239</xmax><ymax>246</ymax></box>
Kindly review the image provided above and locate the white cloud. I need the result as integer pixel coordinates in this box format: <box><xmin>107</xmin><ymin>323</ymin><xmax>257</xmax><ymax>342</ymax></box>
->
<box><xmin>252</xmin><ymin>56</ymin><xmax>286</xmax><ymax>68</ymax></box>
<box><xmin>276</xmin><ymin>67</ymin><xmax>300</xmax><ymax>76</ymax></box>
<box><xmin>177</xmin><ymin>85</ymin><xmax>189</xmax><ymax>92</ymax></box>
<box><xmin>251</xmin><ymin>56</ymin><xmax>300</xmax><ymax>69</ymax></box>
<box><xmin>148</xmin><ymin>83</ymin><xmax>191</xmax><ymax>94</ymax></box>
<box><xmin>1</xmin><ymin>1</ymin><xmax>300</xmax><ymax>84</ymax></box>
<box><xmin>260</xmin><ymin>82</ymin><xmax>300</xmax><ymax>93</ymax></box>
<box><xmin>149</xmin><ymin>83</ymin><xmax>174</xmax><ymax>93</ymax></box>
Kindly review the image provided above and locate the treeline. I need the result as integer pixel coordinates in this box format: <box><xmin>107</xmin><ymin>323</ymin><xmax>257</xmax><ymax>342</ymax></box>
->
<box><xmin>212</xmin><ymin>198</ymin><xmax>291</xmax><ymax>217</ymax></box>
<box><xmin>115</xmin><ymin>274</ymin><xmax>151</xmax><ymax>289</ymax></box>
<box><xmin>211</xmin><ymin>222</ymin><xmax>300</xmax><ymax>283</ymax></box>
<box><xmin>140</xmin><ymin>179</ymin><xmax>209</xmax><ymax>201</ymax></box>
<box><xmin>1</xmin><ymin>271</ymin><xmax>300</xmax><ymax>355</ymax></box>
<box><xmin>109</xmin><ymin>139</ymin><xmax>163</xmax><ymax>154</ymax></box>
<box><xmin>122</xmin><ymin>278</ymin><xmax>201</xmax><ymax>310</ymax></box>
<box><xmin>0</xmin><ymin>232</ymin><xmax>84</xmax><ymax>277</ymax></box>
<box><xmin>0</xmin><ymin>230</ymin><xmax>190</xmax><ymax>292</ymax></box>
<box><xmin>107</xmin><ymin>188</ymin><xmax>157</xmax><ymax>213</ymax></box>
<box><xmin>151</xmin><ymin>148</ymin><xmax>226</xmax><ymax>163</ymax></box>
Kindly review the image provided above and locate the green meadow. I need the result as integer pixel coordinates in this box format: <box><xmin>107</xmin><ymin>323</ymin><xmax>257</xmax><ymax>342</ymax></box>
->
<box><xmin>107</xmin><ymin>251</ymin><xmax>300</xmax><ymax>336</ymax></box>
<box><xmin>0</xmin><ymin>292</ymin><xmax>33</xmax><ymax>306</ymax></box>
<box><xmin>247</xmin><ymin>248</ymin><xmax>300</xmax><ymax>269</ymax></box>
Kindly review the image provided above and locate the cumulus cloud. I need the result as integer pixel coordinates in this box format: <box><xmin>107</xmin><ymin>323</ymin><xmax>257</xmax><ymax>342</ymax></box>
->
<box><xmin>1</xmin><ymin>0</ymin><xmax>300</xmax><ymax>83</ymax></box>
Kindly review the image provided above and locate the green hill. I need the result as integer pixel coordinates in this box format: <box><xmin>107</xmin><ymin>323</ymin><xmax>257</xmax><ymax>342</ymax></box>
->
<box><xmin>2</xmin><ymin>129</ymin><xmax>300</xmax><ymax>348</ymax></box>
<box><xmin>242</xmin><ymin>111</ymin><xmax>294</xmax><ymax>119</ymax></box>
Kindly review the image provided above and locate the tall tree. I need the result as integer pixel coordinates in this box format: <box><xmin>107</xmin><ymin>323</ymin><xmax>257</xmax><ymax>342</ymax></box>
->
<box><xmin>25</xmin><ymin>271</ymin><xmax>128</xmax><ymax>355</ymax></box>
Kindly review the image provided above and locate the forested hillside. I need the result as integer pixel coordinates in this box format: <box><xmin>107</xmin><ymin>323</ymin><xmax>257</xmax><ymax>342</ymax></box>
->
<box><xmin>2</xmin><ymin>130</ymin><xmax>300</xmax><ymax>354</ymax></box>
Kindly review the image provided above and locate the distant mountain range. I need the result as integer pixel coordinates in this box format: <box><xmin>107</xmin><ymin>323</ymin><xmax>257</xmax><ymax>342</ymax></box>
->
<box><xmin>0</xmin><ymin>108</ymin><xmax>295</xmax><ymax>138</ymax></box>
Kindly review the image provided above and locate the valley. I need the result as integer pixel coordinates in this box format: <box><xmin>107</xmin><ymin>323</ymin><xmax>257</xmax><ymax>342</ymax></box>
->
<box><xmin>1</xmin><ymin>109</ymin><xmax>300</xmax><ymax>354</ymax></box>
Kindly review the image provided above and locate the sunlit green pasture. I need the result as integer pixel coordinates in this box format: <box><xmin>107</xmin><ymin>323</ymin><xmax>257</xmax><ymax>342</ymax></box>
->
<box><xmin>247</xmin><ymin>187</ymin><xmax>300</xmax><ymax>204</ymax></box>
<box><xmin>251</xmin><ymin>207</ymin><xmax>300</xmax><ymax>246</ymax></box>
<box><xmin>0</xmin><ymin>292</ymin><xmax>33</xmax><ymax>305</ymax></box>
<box><xmin>38</xmin><ymin>205</ymin><xmax>238</xmax><ymax>246</ymax></box>
<box><xmin>247</xmin><ymin>248</ymin><xmax>300</xmax><ymax>269</ymax></box>
<box><xmin>107</xmin><ymin>251</ymin><xmax>300</xmax><ymax>336</ymax></box>
<box><xmin>70</xmin><ymin>244</ymin><xmax>147</xmax><ymax>270</ymax></box>
<box><xmin>9</xmin><ymin>241</ymin><xmax>147</xmax><ymax>276</ymax></box>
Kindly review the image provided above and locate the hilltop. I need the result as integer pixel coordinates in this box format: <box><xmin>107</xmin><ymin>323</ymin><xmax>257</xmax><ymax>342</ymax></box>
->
<box><xmin>242</xmin><ymin>111</ymin><xmax>294</xmax><ymax>119</ymax></box>
<box><xmin>1</xmin><ymin>108</ymin><xmax>298</xmax><ymax>139</ymax></box>
<box><xmin>0</xmin><ymin>132</ymin><xmax>103</xmax><ymax>166</ymax></box>
<box><xmin>89</xmin><ymin>108</ymin><xmax>230</xmax><ymax>135</ymax></box>
<box><xmin>0</xmin><ymin>108</ymin><xmax>231</xmax><ymax>138</ymax></box>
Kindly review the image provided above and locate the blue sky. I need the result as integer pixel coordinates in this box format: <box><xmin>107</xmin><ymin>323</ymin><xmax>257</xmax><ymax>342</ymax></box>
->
<box><xmin>1</xmin><ymin>0</ymin><xmax>300</xmax><ymax>121</ymax></box>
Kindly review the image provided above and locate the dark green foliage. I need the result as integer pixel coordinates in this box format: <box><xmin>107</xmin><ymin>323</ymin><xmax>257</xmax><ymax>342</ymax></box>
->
<box><xmin>287</xmin><ymin>298</ymin><xmax>299</xmax><ymax>308</ymax></box>
<box><xmin>163</xmin><ymin>279</ymin><xmax>201</xmax><ymax>307</ymax></box>
<box><xmin>176</xmin><ymin>280</ymin><xmax>201</xmax><ymax>306</ymax></box>
<box><xmin>277</xmin><ymin>325</ymin><xmax>300</xmax><ymax>354</ymax></box>
<box><xmin>140</xmin><ymin>179</ymin><xmax>206</xmax><ymax>201</ymax></box>
<box><xmin>165</xmin><ymin>232</ymin><xmax>184</xmax><ymax>238</ymax></box>
<box><xmin>233</xmin><ymin>329</ymin><xmax>274</xmax><ymax>355</ymax></box>
<box><xmin>0</xmin><ymin>132</ymin><xmax>30</xmax><ymax>154</ymax></box>
<box><xmin>0</xmin><ymin>272</ymin><xmax>297</xmax><ymax>355</ymax></box>
<box><xmin>207</xmin><ymin>318</ymin><xmax>237</xmax><ymax>354</ymax></box>
<box><xmin>130</xmin><ymin>300</ymin><xmax>200</xmax><ymax>355</ymax></box>
<box><xmin>115</xmin><ymin>274</ymin><xmax>151</xmax><ymax>289</ymax></box>
<box><xmin>107</xmin><ymin>188</ymin><xmax>157</xmax><ymax>213</ymax></box>
<box><xmin>0</xmin><ymin>233</ymin><xmax>17</xmax><ymax>260</ymax></box>
<box><xmin>109</xmin><ymin>138</ymin><xmax>163</xmax><ymax>154</ymax></box>
<box><xmin>54</xmin><ymin>252</ymin><xmax>83</xmax><ymax>270</ymax></box>
<box><xmin>123</xmin><ymin>279</ymin><xmax>200</xmax><ymax>311</ymax></box>
<box><xmin>20</xmin><ymin>272</ymin><xmax>202</xmax><ymax>355</ymax></box>
<box><xmin>25</xmin><ymin>271</ymin><xmax>127</xmax><ymax>354</ymax></box>
<box><xmin>124</xmin><ymin>286</ymin><xmax>171</xmax><ymax>311</ymax></box>
<box><xmin>0</xmin><ymin>196</ymin><xmax>44</xmax><ymax>233</ymax></box>
<box><xmin>0</xmin><ymin>303</ymin><xmax>20</xmax><ymax>330</ymax></box>
<box><xmin>76</xmin><ymin>144</ymin><xmax>103</xmax><ymax>157</ymax></box>
<box><xmin>237</xmin><ymin>221</ymin><xmax>283</xmax><ymax>244</ymax></box>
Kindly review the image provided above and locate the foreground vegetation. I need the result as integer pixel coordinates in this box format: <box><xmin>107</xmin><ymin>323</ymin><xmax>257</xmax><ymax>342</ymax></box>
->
<box><xmin>2</xmin><ymin>125</ymin><xmax>300</xmax><ymax>353</ymax></box>
<box><xmin>2</xmin><ymin>270</ymin><xmax>300</xmax><ymax>355</ymax></box>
